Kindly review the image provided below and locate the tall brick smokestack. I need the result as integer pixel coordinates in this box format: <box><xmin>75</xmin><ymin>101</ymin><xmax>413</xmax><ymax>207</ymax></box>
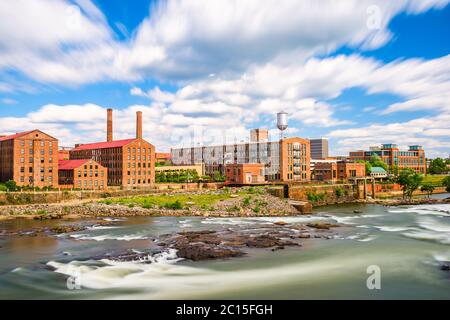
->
<box><xmin>107</xmin><ymin>108</ymin><xmax>113</xmax><ymax>142</ymax></box>
<box><xmin>136</xmin><ymin>111</ymin><xmax>142</xmax><ymax>139</ymax></box>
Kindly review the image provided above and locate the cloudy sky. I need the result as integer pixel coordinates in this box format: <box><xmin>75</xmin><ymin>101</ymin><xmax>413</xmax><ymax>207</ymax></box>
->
<box><xmin>0</xmin><ymin>0</ymin><xmax>449</xmax><ymax>157</ymax></box>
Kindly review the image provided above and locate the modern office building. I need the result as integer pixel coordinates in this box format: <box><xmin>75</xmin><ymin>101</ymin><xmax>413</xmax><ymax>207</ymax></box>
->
<box><xmin>171</xmin><ymin>134</ymin><xmax>310</xmax><ymax>183</ymax></box>
<box><xmin>0</xmin><ymin>130</ymin><xmax>58</xmax><ymax>187</ymax></box>
<box><xmin>58</xmin><ymin>159</ymin><xmax>107</xmax><ymax>190</ymax></box>
<box><xmin>310</xmin><ymin>138</ymin><xmax>329</xmax><ymax>159</ymax></box>
<box><xmin>69</xmin><ymin>109</ymin><xmax>155</xmax><ymax>187</ymax></box>
<box><xmin>349</xmin><ymin>144</ymin><xmax>426</xmax><ymax>174</ymax></box>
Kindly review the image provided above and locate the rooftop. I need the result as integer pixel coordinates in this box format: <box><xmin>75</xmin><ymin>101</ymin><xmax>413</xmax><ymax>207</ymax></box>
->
<box><xmin>58</xmin><ymin>159</ymin><xmax>90</xmax><ymax>170</ymax></box>
<box><xmin>72</xmin><ymin>138</ymin><xmax>136</xmax><ymax>151</ymax></box>
<box><xmin>0</xmin><ymin>130</ymin><xmax>35</xmax><ymax>142</ymax></box>
<box><xmin>371</xmin><ymin>167</ymin><xmax>387</xmax><ymax>173</ymax></box>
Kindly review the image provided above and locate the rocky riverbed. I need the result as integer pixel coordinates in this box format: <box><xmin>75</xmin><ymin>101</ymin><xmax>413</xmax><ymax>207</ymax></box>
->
<box><xmin>92</xmin><ymin>221</ymin><xmax>339</xmax><ymax>262</ymax></box>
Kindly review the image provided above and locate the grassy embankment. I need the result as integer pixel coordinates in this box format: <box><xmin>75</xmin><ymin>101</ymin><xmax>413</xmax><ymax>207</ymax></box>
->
<box><xmin>422</xmin><ymin>175</ymin><xmax>448</xmax><ymax>187</ymax></box>
<box><xmin>99</xmin><ymin>187</ymin><xmax>266</xmax><ymax>210</ymax></box>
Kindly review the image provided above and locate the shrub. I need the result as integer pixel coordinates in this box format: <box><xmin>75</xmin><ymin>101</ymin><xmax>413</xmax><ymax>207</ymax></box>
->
<box><xmin>164</xmin><ymin>200</ymin><xmax>183</xmax><ymax>210</ymax></box>
<box><xmin>5</xmin><ymin>180</ymin><xmax>17</xmax><ymax>192</ymax></box>
<box><xmin>335</xmin><ymin>187</ymin><xmax>345</xmax><ymax>198</ymax></box>
<box><xmin>243</xmin><ymin>196</ymin><xmax>251</xmax><ymax>207</ymax></box>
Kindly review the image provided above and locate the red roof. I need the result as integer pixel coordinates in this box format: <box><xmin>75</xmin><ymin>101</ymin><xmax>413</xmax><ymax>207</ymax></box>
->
<box><xmin>0</xmin><ymin>130</ymin><xmax>35</xmax><ymax>142</ymax></box>
<box><xmin>72</xmin><ymin>139</ymin><xmax>136</xmax><ymax>151</ymax></box>
<box><xmin>58</xmin><ymin>159</ymin><xmax>90</xmax><ymax>170</ymax></box>
<box><xmin>156</xmin><ymin>152</ymin><xmax>171</xmax><ymax>159</ymax></box>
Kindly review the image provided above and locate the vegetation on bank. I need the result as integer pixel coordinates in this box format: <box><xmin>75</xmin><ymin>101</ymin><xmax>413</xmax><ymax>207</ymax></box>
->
<box><xmin>99</xmin><ymin>187</ymin><xmax>266</xmax><ymax>211</ymax></box>
<box><xmin>427</xmin><ymin>158</ymin><xmax>450</xmax><ymax>175</ymax></box>
<box><xmin>155</xmin><ymin>169</ymin><xmax>226</xmax><ymax>183</ymax></box>
<box><xmin>100</xmin><ymin>193</ymin><xmax>233</xmax><ymax>210</ymax></box>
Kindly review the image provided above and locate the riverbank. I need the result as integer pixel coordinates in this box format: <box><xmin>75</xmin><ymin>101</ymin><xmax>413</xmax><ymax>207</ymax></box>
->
<box><xmin>0</xmin><ymin>189</ymin><xmax>301</xmax><ymax>221</ymax></box>
<box><xmin>0</xmin><ymin>187</ymin><xmax>449</xmax><ymax>221</ymax></box>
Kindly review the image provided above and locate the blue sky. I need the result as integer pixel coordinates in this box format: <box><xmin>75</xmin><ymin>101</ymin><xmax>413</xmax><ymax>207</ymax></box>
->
<box><xmin>0</xmin><ymin>0</ymin><xmax>449</xmax><ymax>157</ymax></box>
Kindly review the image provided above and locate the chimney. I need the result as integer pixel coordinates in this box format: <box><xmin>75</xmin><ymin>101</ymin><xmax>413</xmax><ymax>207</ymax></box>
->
<box><xmin>136</xmin><ymin>111</ymin><xmax>143</xmax><ymax>139</ymax></box>
<box><xmin>107</xmin><ymin>108</ymin><xmax>113</xmax><ymax>142</ymax></box>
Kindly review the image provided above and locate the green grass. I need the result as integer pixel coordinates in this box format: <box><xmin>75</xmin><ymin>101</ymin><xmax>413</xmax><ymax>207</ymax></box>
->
<box><xmin>100</xmin><ymin>193</ymin><xmax>234</xmax><ymax>210</ymax></box>
<box><xmin>422</xmin><ymin>175</ymin><xmax>448</xmax><ymax>187</ymax></box>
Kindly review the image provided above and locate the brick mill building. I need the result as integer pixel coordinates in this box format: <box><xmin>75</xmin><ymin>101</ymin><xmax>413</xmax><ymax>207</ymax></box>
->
<box><xmin>313</xmin><ymin>161</ymin><xmax>366</xmax><ymax>182</ymax></box>
<box><xmin>58</xmin><ymin>159</ymin><xmax>107</xmax><ymax>190</ymax></box>
<box><xmin>171</xmin><ymin>132</ymin><xmax>311</xmax><ymax>183</ymax></box>
<box><xmin>349</xmin><ymin>144</ymin><xmax>426</xmax><ymax>174</ymax></box>
<box><xmin>0</xmin><ymin>130</ymin><xmax>58</xmax><ymax>188</ymax></box>
<box><xmin>69</xmin><ymin>109</ymin><xmax>155</xmax><ymax>188</ymax></box>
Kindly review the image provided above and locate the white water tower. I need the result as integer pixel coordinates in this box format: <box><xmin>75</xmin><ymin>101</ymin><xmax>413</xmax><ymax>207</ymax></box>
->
<box><xmin>277</xmin><ymin>111</ymin><xmax>288</xmax><ymax>140</ymax></box>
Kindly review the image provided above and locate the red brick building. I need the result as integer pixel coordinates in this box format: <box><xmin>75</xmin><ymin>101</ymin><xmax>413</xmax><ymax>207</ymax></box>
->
<box><xmin>349</xmin><ymin>144</ymin><xmax>426</xmax><ymax>174</ymax></box>
<box><xmin>313</xmin><ymin>161</ymin><xmax>366</xmax><ymax>182</ymax></box>
<box><xmin>225</xmin><ymin>163</ymin><xmax>265</xmax><ymax>184</ymax></box>
<box><xmin>155</xmin><ymin>152</ymin><xmax>172</xmax><ymax>165</ymax></box>
<box><xmin>69</xmin><ymin>109</ymin><xmax>155</xmax><ymax>188</ymax></box>
<box><xmin>59</xmin><ymin>159</ymin><xmax>107</xmax><ymax>190</ymax></box>
<box><xmin>0</xmin><ymin>130</ymin><xmax>58</xmax><ymax>187</ymax></box>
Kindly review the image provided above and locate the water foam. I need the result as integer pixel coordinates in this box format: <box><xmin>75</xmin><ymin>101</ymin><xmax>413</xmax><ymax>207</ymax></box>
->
<box><xmin>69</xmin><ymin>233</ymin><xmax>148</xmax><ymax>241</ymax></box>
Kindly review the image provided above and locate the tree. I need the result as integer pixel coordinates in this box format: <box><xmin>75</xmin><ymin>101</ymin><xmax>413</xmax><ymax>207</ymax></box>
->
<box><xmin>369</xmin><ymin>155</ymin><xmax>388</xmax><ymax>171</ymax></box>
<box><xmin>443</xmin><ymin>176</ymin><xmax>450</xmax><ymax>193</ymax></box>
<box><xmin>428</xmin><ymin>158</ymin><xmax>449</xmax><ymax>174</ymax></box>
<box><xmin>395</xmin><ymin>169</ymin><xmax>423</xmax><ymax>199</ymax></box>
<box><xmin>5</xmin><ymin>180</ymin><xmax>18</xmax><ymax>192</ymax></box>
<box><xmin>420</xmin><ymin>183</ymin><xmax>435</xmax><ymax>198</ymax></box>
<box><xmin>213</xmin><ymin>170</ymin><xmax>225</xmax><ymax>182</ymax></box>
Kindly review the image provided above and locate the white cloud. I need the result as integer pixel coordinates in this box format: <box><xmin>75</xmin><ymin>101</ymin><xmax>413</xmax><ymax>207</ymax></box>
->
<box><xmin>0</xmin><ymin>0</ymin><xmax>448</xmax><ymax>86</ymax></box>
<box><xmin>327</xmin><ymin>113</ymin><xmax>450</xmax><ymax>157</ymax></box>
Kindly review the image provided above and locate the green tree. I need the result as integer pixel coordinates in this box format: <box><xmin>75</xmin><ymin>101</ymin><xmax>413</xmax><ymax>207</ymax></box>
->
<box><xmin>213</xmin><ymin>170</ymin><xmax>225</xmax><ymax>182</ymax></box>
<box><xmin>369</xmin><ymin>155</ymin><xmax>388</xmax><ymax>171</ymax></box>
<box><xmin>442</xmin><ymin>176</ymin><xmax>450</xmax><ymax>193</ymax></box>
<box><xmin>420</xmin><ymin>183</ymin><xmax>435</xmax><ymax>198</ymax></box>
<box><xmin>396</xmin><ymin>169</ymin><xmax>423</xmax><ymax>199</ymax></box>
<box><xmin>5</xmin><ymin>180</ymin><xmax>18</xmax><ymax>192</ymax></box>
<box><xmin>428</xmin><ymin>158</ymin><xmax>448</xmax><ymax>174</ymax></box>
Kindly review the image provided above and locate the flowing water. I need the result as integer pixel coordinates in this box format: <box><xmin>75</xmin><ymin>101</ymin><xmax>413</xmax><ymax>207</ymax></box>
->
<box><xmin>0</xmin><ymin>194</ymin><xmax>449</xmax><ymax>300</ymax></box>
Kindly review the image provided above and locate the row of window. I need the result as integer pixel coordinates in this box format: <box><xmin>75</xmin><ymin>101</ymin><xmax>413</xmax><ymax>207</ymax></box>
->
<box><xmin>20</xmin><ymin>167</ymin><xmax>53</xmax><ymax>173</ymax></box>
<box><xmin>19</xmin><ymin>140</ymin><xmax>54</xmax><ymax>147</ymax></box>
<box><xmin>20</xmin><ymin>148</ymin><xmax>53</xmax><ymax>155</ymax></box>
<box><xmin>19</xmin><ymin>157</ymin><xmax>53</xmax><ymax>163</ymax></box>
<box><xmin>19</xmin><ymin>176</ymin><xmax>53</xmax><ymax>183</ymax></box>
<box><xmin>127</xmin><ymin>148</ymin><xmax>151</xmax><ymax>154</ymax></box>
<box><xmin>77</xmin><ymin>180</ymin><xmax>105</xmax><ymax>187</ymax></box>
<box><xmin>127</xmin><ymin>178</ymin><xmax>152</xmax><ymax>184</ymax></box>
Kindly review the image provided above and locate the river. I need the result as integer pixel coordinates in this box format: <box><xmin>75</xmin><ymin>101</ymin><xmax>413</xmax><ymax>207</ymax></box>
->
<box><xmin>0</xmin><ymin>194</ymin><xmax>449</xmax><ymax>299</ymax></box>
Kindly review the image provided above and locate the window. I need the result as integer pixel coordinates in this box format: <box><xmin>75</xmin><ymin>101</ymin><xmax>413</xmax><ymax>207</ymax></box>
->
<box><xmin>29</xmin><ymin>157</ymin><xmax>33</xmax><ymax>163</ymax></box>
<box><xmin>49</xmin><ymin>157</ymin><xmax>53</xmax><ymax>163</ymax></box>
<box><xmin>29</xmin><ymin>167</ymin><xmax>33</xmax><ymax>173</ymax></box>
<box><xmin>20</xmin><ymin>157</ymin><xmax>25</xmax><ymax>163</ymax></box>
<box><xmin>21</xmin><ymin>149</ymin><xmax>24</xmax><ymax>154</ymax></box>
<box><xmin>40</xmin><ymin>141</ymin><xmax>44</xmax><ymax>147</ymax></box>
<box><xmin>48</xmin><ymin>167</ymin><xmax>53</xmax><ymax>173</ymax></box>
<box><xmin>20</xmin><ymin>167</ymin><xmax>25</xmax><ymax>173</ymax></box>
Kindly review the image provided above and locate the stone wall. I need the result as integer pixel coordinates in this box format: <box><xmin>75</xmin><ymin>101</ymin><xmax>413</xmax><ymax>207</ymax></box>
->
<box><xmin>0</xmin><ymin>182</ymin><xmax>224</xmax><ymax>205</ymax></box>
<box><xmin>268</xmin><ymin>184</ymin><xmax>356</xmax><ymax>206</ymax></box>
